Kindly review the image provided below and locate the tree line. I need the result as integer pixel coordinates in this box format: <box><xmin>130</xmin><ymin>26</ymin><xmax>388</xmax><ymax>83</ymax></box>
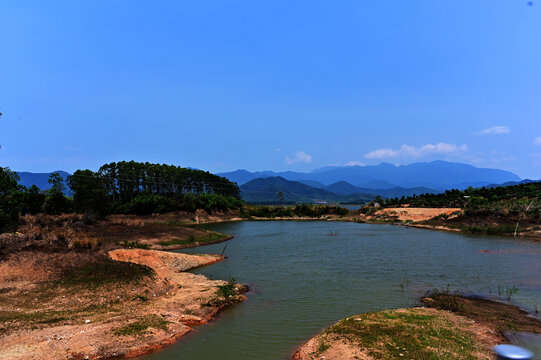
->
<box><xmin>383</xmin><ymin>182</ymin><xmax>541</xmax><ymax>210</ymax></box>
<box><xmin>0</xmin><ymin>162</ymin><xmax>242</xmax><ymax>232</ymax></box>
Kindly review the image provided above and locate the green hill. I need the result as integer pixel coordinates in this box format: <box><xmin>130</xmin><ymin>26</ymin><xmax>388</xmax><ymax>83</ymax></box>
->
<box><xmin>240</xmin><ymin>177</ymin><xmax>373</xmax><ymax>204</ymax></box>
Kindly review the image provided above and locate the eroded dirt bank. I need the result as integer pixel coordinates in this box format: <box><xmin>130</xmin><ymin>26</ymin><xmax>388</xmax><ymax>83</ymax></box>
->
<box><xmin>0</xmin><ymin>249</ymin><xmax>246</xmax><ymax>360</ymax></box>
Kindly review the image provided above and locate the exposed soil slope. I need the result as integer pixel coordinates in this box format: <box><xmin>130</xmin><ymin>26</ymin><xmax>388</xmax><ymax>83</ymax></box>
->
<box><xmin>0</xmin><ymin>249</ymin><xmax>245</xmax><ymax>360</ymax></box>
<box><xmin>374</xmin><ymin>207</ymin><xmax>462</xmax><ymax>222</ymax></box>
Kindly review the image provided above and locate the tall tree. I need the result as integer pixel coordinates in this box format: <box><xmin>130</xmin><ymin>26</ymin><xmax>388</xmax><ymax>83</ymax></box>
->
<box><xmin>68</xmin><ymin>170</ymin><xmax>108</xmax><ymax>216</ymax></box>
<box><xmin>43</xmin><ymin>172</ymin><xmax>70</xmax><ymax>214</ymax></box>
<box><xmin>0</xmin><ymin>167</ymin><xmax>21</xmax><ymax>233</ymax></box>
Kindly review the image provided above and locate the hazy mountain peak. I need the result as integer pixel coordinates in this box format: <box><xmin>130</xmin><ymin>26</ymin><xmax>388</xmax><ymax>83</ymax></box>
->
<box><xmin>218</xmin><ymin>161</ymin><xmax>520</xmax><ymax>188</ymax></box>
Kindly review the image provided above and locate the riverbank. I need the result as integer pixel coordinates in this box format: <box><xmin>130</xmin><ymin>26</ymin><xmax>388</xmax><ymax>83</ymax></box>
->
<box><xmin>293</xmin><ymin>294</ymin><xmax>541</xmax><ymax>360</ymax></box>
<box><xmin>353</xmin><ymin>206</ymin><xmax>541</xmax><ymax>240</ymax></box>
<box><xmin>2</xmin><ymin>208</ymin><xmax>540</xmax><ymax>359</ymax></box>
<box><xmin>0</xmin><ymin>246</ymin><xmax>246</xmax><ymax>360</ymax></box>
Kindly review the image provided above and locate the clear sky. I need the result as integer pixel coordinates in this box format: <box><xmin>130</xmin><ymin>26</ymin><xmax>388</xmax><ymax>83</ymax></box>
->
<box><xmin>1</xmin><ymin>1</ymin><xmax>540</xmax><ymax>179</ymax></box>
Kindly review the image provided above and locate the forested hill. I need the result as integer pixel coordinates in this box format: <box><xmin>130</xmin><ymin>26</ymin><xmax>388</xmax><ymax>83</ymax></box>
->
<box><xmin>240</xmin><ymin>176</ymin><xmax>374</xmax><ymax>204</ymax></box>
<box><xmin>384</xmin><ymin>181</ymin><xmax>541</xmax><ymax>208</ymax></box>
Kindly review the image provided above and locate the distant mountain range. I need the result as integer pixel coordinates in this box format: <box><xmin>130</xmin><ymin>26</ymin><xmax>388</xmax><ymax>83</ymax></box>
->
<box><xmin>14</xmin><ymin>162</ymin><xmax>533</xmax><ymax>205</ymax></box>
<box><xmin>320</xmin><ymin>181</ymin><xmax>440</xmax><ymax>199</ymax></box>
<box><xmin>240</xmin><ymin>177</ymin><xmax>374</xmax><ymax>204</ymax></box>
<box><xmin>219</xmin><ymin>161</ymin><xmax>521</xmax><ymax>190</ymax></box>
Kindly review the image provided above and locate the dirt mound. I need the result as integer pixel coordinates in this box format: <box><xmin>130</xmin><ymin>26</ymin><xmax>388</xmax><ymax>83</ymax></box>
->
<box><xmin>293</xmin><ymin>308</ymin><xmax>499</xmax><ymax>360</ymax></box>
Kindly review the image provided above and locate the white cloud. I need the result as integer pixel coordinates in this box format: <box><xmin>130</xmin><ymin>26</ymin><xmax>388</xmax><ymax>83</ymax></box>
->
<box><xmin>533</xmin><ymin>137</ymin><xmax>541</xmax><ymax>146</ymax></box>
<box><xmin>364</xmin><ymin>143</ymin><xmax>468</xmax><ymax>160</ymax></box>
<box><xmin>478</xmin><ymin>125</ymin><xmax>510</xmax><ymax>135</ymax></box>
<box><xmin>344</xmin><ymin>161</ymin><xmax>365</xmax><ymax>166</ymax></box>
<box><xmin>285</xmin><ymin>151</ymin><xmax>312</xmax><ymax>165</ymax></box>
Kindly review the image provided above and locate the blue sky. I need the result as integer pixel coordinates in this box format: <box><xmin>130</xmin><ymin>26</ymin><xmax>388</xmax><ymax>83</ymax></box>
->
<box><xmin>1</xmin><ymin>0</ymin><xmax>540</xmax><ymax>178</ymax></box>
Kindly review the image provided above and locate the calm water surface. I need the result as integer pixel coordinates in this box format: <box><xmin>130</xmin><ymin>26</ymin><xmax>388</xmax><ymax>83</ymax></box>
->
<box><xmin>142</xmin><ymin>221</ymin><xmax>541</xmax><ymax>360</ymax></box>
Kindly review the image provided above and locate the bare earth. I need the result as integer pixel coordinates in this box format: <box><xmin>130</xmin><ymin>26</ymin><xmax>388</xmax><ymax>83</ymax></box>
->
<box><xmin>0</xmin><ymin>249</ymin><xmax>245</xmax><ymax>360</ymax></box>
<box><xmin>373</xmin><ymin>207</ymin><xmax>463</xmax><ymax>222</ymax></box>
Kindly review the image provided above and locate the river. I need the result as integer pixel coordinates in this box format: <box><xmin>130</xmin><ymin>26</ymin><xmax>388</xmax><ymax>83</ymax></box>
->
<box><xmin>142</xmin><ymin>221</ymin><xmax>541</xmax><ymax>359</ymax></box>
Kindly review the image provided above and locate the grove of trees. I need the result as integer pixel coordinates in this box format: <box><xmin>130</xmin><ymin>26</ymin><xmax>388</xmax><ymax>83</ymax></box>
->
<box><xmin>384</xmin><ymin>182</ymin><xmax>541</xmax><ymax>211</ymax></box>
<box><xmin>0</xmin><ymin>161</ymin><xmax>242</xmax><ymax>232</ymax></box>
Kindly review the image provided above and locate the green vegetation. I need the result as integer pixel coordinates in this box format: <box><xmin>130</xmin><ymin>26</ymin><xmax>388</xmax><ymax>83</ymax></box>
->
<box><xmin>242</xmin><ymin>204</ymin><xmax>349</xmax><ymax>218</ymax></box>
<box><xmin>324</xmin><ymin>308</ymin><xmax>479</xmax><ymax>359</ymax></box>
<box><xmin>316</xmin><ymin>340</ymin><xmax>330</xmax><ymax>354</ymax></box>
<box><xmin>497</xmin><ymin>284</ymin><xmax>519</xmax><ymax>300</ymax></box>
<box><xmin>1</xmin><ymin>161</ymin><xmax>243</xmax><ymax>234</ymax></box>
<box><xmin>457</xmin><ymin>224</ymin><xmax>520</xmax><ymax>235</ymax></box>
<box><xmin>422</xmin><ymin>291</ymin><xmax>541</xmax><ymax>334</ymax></box>
<box><xmin>57</xmin><ymin>257</ymin><xmax>155</xmax><ymax>289</ymax></box>
<box><xmin>379</xmin><ymin>182</ymin><xmax>541</xmax><ymax>235</ymax></box>
<box><xmin>385</xmin><ymin>182</ymin><xmax>541</xmax><ymax>210</ymax></box>
<box><xmin>0</xmin><ymin>167</ymin><xmax>24</xmax><ymax>232</ymax></box>
<box><xmin>158</xmin><ymin>231</ymin><xmax>228</xmax><ymax>246</ymax></box>
<box><xmin>0</xmin><ymin>302</ymin><xmax>124</xmax><ymax>335</ymax></box>
<box><xmin>122</xmin><ymin>240</ymin><xmax>151</xmax><ymax>249</ymax></box>
<box><xmin>239</xmin><ymin>176</ymin><xmax>374</xmax><ymax>204</ymax></box>
<box><xmin>113</xmin><ymin>314</ymin><xmax>168</xmax><ymax>336</ymax></box>
<box><xmin>203</xmin><ymin>278</ymin><xmax>243</xmax><ymax>307</ymax></box>
<box><xmin>423</xmin><ymin>288</ymin><xmax>464</xmax><ymax>312</ymax></box>
<box><xmin>74</xmin><ymin>161</ymin><xmax>242</xmax><ymax>215</ymax></box>
<box><xmin>216</xmin><ymin>278</ymin><xmax>237</xmax><ymax>298</ymax></box>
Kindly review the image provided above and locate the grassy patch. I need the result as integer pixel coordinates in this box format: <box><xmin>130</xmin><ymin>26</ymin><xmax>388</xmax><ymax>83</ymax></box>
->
<box><xmin>456</xmin><ymin>224</ymin><xmax>519</xmax><ymax>235</ymax></box>
<box><xmin>113</xmin><ymin>314</ymin><xmax>168</xmax><ymax>336</ymax></box>
<box><xmin>317</xmin><ymin>340</ymin><xmax>330</xmax><ymax>354</ymax></box>
<box><xmin>56</xmin><ymin>257</ymin><xmax>155</xmax><ymax>289</ymax></box>
<box><xmin>422</xmin><ymin>292</ymin><xmax>541</xmax><ymax>334</ymax></box>
<box><xmin>0</xmin><ymin>302</ymin><xmax>123</xmax><ymax>334</ymax></box>
<box><xmin>217</xmin><ymin>278</ymin><xmax>237</xmax><ymax>298</ymax></box>
<box><xmin>0</xmin><ymin>310</ymin><xmax>69</xmax><ymax>325</ymax></box>
<box><xmin>158</xmin><ymin>231</ymin><xmax>228</xmax><ymax>247</ymax></box>
<box><xmin>324</xmin><ymin>308</ymin><xmax>479</xmax><ymax>360</ymax></box>
<box><xmin>202</xmin><ymin>278</ymin><xmax>243</xmax><ymax>307</ymax></box>
<box><xmin>161</xmin><ymin>220</ymin><xmax>195</xmax><ymax>226</ymax></box>
<box><xmin>121</xmin><ymin>240</ymin><xmax>150</xmax><ymax>249</ymax></box>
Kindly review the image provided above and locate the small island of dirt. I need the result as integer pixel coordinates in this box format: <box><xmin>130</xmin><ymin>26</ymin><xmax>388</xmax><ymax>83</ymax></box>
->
<box><xmin>293</xmin><ymin>294</ymin><xmax>541</xmax><ymax>360</ymax></box>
